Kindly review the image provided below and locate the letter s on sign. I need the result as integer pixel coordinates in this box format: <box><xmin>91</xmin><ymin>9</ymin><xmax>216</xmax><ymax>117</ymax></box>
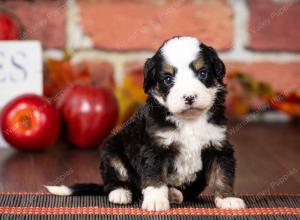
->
<box><xmin>11</xmin><ymin>51</ymin><xmax>28</xmax><ymax>82</ymax></box>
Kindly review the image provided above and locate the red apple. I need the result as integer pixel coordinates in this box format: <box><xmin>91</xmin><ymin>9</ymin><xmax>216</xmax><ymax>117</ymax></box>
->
<box><xmin>1</xmin><ymin>94</ymin><xmax>61</xmax><ymax>151</ymax></box>
<box><xmin>59</xmin><ymin>85</ymin><xmax>118</xmax><ymax>149</ymax></box>
<box><xmin>0</xmin><ymin>10</ymin><xmax>22</xmax><ymax>40</ymax></box>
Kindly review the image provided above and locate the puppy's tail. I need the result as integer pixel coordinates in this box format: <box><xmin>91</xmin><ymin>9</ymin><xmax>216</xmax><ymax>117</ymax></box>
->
<box><xmin>45</xmin><ymin>183</ymin><xmax>104</xmax><ymax>196</ymax></box>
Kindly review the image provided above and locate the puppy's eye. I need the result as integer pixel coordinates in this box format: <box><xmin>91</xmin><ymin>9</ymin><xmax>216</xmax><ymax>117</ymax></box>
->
<box><xmin>163</xmin><ymin>76</ymin><xmax>173</xmax><ymax>86</ymax></box>
<box><xmin>198</xmin><ymin>69</ymin><xmax>208</xmax><ymax>80</ymax></box>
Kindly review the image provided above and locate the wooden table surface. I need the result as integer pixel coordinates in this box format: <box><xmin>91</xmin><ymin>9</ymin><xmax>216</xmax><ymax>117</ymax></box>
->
<box><xmin>0</xmin><ymin>121</ymin><xmax>299</xmax><ymax>194</ymax></box>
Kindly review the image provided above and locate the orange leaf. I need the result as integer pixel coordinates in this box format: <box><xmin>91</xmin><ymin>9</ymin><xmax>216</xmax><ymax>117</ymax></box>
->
<box><xmin>268</xmin><ymin>89</ymin><xmax>300</xmax><ymax>116</ymax></box>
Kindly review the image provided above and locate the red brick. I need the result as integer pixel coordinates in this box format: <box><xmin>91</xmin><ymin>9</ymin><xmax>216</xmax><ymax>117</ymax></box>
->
<box><xmin>2</xmin><ymin>0</ymin><xmax>66</xmax><ymax>48</ymax></box>
<box><xmin>79</xmin><ymin>0</ymin><xmax>232</xmax><ymax>51</ymax></box>
<box><xmin>248</xmin><ymin>0</ymin><xmax>300</xmax><ymax>52</ymax></box>
<box><xmin>225</xmin><ymin>62</ymin><xmax>300</xmax><ymax>93</ymax></box>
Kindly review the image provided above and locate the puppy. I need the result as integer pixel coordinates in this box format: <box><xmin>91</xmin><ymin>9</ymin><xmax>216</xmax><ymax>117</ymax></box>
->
<box><xmin>46</xmin><ymin>36</ymin><xmax>246</xmax><ymax>211</ymax></box>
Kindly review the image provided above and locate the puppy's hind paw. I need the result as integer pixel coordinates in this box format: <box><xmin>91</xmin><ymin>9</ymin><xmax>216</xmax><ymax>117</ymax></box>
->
<box><xmin>215</xmin><ymin>197</ymin><xmax>246</xmax><ymax>209</ymax></box>
<box><xmin>168</xmin><ymin>187</ymin><xmax>183</xmax><ymax>204</ymax></box>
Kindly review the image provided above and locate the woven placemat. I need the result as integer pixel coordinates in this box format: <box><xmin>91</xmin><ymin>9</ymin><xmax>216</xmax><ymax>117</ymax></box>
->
<box><xmin>0</xmin><ymin>193</ymin><xmax>299</xmax><ymax>219</ymax></box>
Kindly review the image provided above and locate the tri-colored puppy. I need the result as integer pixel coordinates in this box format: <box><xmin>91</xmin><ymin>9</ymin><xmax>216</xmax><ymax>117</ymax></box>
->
<box><xmin>46</xmin><ymin>36</ymin><xmax>246</xmax><ymax>211</ymax></box>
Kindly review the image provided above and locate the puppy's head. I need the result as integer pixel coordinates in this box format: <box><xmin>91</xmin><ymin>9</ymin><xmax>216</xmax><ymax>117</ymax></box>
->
<box><xmin>144</xmin><ymin>36</ymin><xmax>225</xmax><ymax>119</ymax></box>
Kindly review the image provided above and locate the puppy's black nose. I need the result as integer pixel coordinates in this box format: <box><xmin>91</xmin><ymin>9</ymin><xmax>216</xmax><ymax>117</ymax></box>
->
<box><xmin>184</xmin><ymin>95</ymin><xmax>197</xmax><ymax>105</ymax></box>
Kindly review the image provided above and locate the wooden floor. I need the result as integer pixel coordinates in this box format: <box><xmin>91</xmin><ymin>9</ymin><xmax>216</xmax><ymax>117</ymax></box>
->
<box><xmin>0</xmin><ymin>121</ymin><xmax>299</xmax><ymax>194</ymax></box>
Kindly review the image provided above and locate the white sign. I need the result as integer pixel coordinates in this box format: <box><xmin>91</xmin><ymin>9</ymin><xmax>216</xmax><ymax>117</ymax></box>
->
<box><xmin>0</xmin><ymin>41</ymin><xmax>43</xmax><ymax>147</ymax></box>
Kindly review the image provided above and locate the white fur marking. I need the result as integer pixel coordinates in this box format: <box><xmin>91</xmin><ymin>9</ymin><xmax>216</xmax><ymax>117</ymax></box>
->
<box><xmin>108</xmin><ymin>188</ymin><xmax>132</xmax><ymax>204</ymax></box>
<box><xmin>45</xmin><ymin>185</ymin><xmax>72</xmax><ymax>196</ymax></box>
<box><xmin>153</xmin><ymin>94</ymin><xmax>166</xmax><ymax>107</ymax></box>
<box><xmin>156</xmin><ymin>114</ymin><xmax>226</xmax><ymax>186</ymax></box>
<box><xmin>215</xmin><ymin>197</ymin><xmax>246</xmax><ymax>209</ymax></box>
<box><xmin>142</xmin><ymin>185</ymin><xmax>170</xmax><ymax>211</ymax></box>
<box><xmin>166</xmin><ymin>74</ymin><xmax>217</xmax><ymax>115</ymax></box>
<box><xmin>162</xmin><ymin>37</ymin><xmax>201</xmax><ymax>67</ymax></box>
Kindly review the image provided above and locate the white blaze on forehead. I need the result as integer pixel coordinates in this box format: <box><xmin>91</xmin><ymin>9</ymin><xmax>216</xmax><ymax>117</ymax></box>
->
<box><xmin>161</xmin><ymin>37</ymin><xmax>201</xmax><ymax>67</ymax></box>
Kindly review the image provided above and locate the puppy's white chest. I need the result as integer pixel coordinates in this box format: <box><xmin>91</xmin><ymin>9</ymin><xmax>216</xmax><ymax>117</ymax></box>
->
<box><xmin>155</xmin><ymin>116</ymin><xmax>226</xmax><ymax>186</ymax></box>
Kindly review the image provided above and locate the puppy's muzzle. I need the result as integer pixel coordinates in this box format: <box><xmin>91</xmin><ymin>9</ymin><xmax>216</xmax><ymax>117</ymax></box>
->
<box><xmin>183</xmin><ymin>94</ymin><xmax>197</xmax><ymax>106</ymax></box>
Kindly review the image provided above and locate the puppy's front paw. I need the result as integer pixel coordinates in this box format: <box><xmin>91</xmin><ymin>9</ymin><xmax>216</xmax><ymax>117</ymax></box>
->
<box><xmin>168</xmin><ymin>187</ymin><xmax>183</xmax><ymax>204</ymax></box>
<box><xmin>108</xmin><ymin>188</ymin><xmax>132</xmax><ymax>204</ymax></box>
<box><xmin>142</xmin><ymin>196</ymin><xmax>170</xmax><ymax>211</ymax></box>
<box><xmin>215</xmin><ymin>197</ymin><xmax>246</xmax><ymax>209</ymax></box>
<box><xmin>142</xmin><ymin>185</ymin><xmax>170</xmax><ymax>211</ymax></box>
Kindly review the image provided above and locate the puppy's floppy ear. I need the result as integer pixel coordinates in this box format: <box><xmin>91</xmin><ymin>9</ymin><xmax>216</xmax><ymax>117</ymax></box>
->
<box><xmin>202</xmin><ymin>44</ymin><xmax>226</xmax><ymax>79</ymax></box>
<box><xmin>143</xmin><ymin>58</ymin><xmax>156</xmax><ymax>93</ymax></box>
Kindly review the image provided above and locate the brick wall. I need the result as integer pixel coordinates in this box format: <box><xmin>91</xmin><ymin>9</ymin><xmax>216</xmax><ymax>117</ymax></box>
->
<box><xmin>2</xmin><ymin>0</ymin><xmax>300</xmax><ymax>92</ymax></box>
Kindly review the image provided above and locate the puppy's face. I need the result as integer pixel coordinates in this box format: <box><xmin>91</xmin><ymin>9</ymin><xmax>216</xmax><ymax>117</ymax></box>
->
<box><xmin>144</xmin><ymin>36</ymin><xmax>225</xmax><ymax>119</ymax></box>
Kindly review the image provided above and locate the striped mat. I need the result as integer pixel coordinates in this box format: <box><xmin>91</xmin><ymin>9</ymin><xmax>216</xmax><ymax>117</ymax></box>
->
<box><xmin>0</xmin><ymin>193</ymin><xmax>299</xmax><ymax>219</ymax></box>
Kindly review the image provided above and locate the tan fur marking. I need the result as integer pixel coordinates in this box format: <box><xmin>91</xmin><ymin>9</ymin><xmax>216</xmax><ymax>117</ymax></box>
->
<box><xmin>207</xmin><ymin>161</ymin><xmax>233</xmax><ymax>198</ymax></box>
<box><xmin>192</xmin><ymin>58</ymin><xmax>204</xmax><ymax>71</ymax></box>
<box><xmin>163</xmin><ymin>63</ymin><xmax>175</xmax><ymax>75</ymax></box>
<box><xmin>110</xmin><ymin>156</ymin><xmax>128</xmax><ymax>181</ymax></box>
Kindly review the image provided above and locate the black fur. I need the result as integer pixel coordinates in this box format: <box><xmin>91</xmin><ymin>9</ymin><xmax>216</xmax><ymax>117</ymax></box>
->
<box><xmin>65</xmin><ymin>37</ymin><xmax>237</xmax><ymax>205</ymax></box>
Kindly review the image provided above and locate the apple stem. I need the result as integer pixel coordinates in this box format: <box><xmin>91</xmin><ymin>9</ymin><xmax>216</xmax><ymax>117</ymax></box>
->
<box><xmin>21</xmin><ymin>116</ymin><xmax>31</xmax><ymax>129</ymax></box>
